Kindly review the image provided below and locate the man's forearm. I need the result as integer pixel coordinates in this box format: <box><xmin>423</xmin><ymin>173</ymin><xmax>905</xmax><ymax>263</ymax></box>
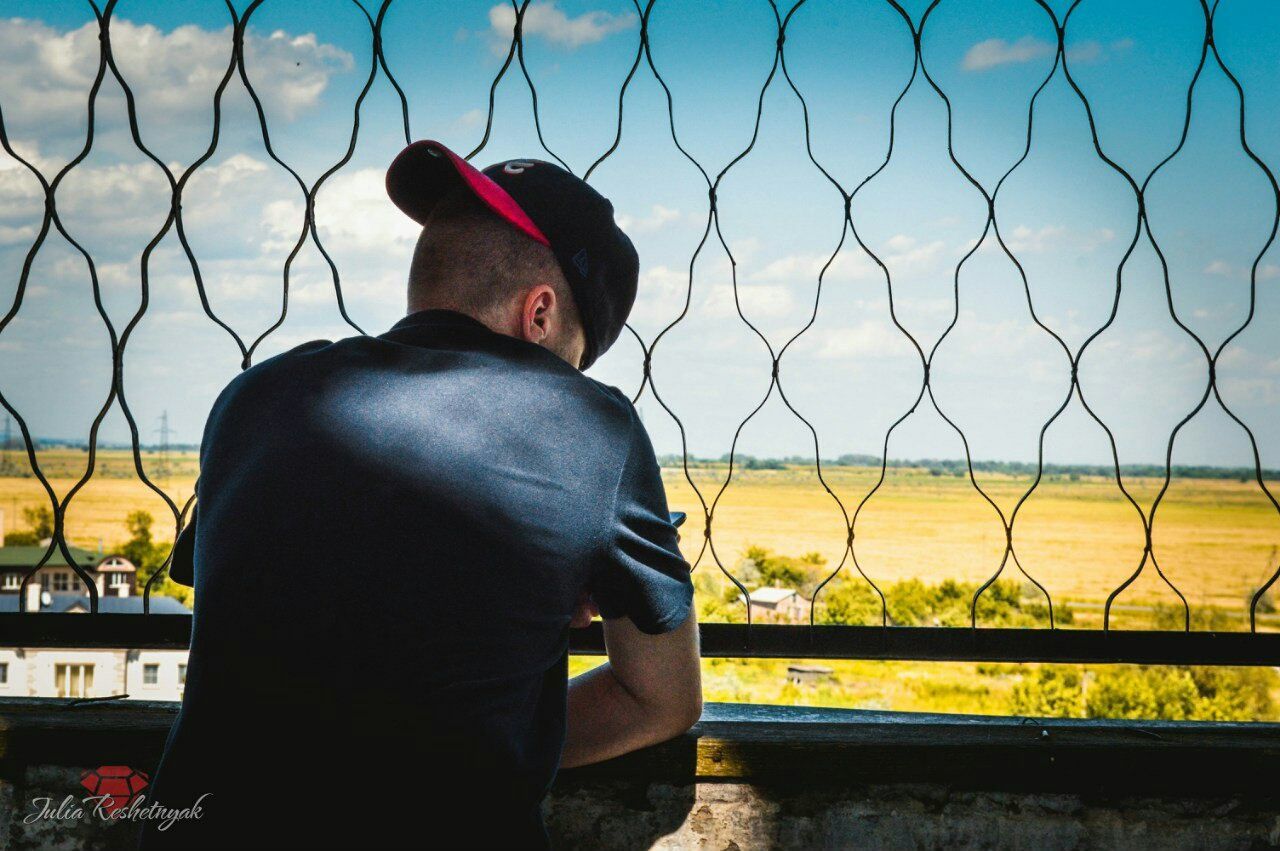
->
<box><xmin>561</xmin><ymin>661</ymin><xmax>692</xmax><ymax>769</ymax></box>
<box><xmin>563</xmin><ymin>609</ymin><xmax>702</xmax><ymax>769</ymax></box>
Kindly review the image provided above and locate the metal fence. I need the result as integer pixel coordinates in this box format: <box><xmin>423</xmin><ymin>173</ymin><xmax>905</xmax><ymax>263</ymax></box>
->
<box><xmin>1</xmin><ymin>0</ymin><xmax>1278</xmax><ymax>666</ymax></box>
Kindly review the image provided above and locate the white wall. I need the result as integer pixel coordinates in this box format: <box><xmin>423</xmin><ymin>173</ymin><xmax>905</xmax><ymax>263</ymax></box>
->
<box><xmin>0</xmin><ymin>647</ymin><xmax>189</xmax><ymax>701</ymax></box>
<box><xmin>125</xmin><ymin>650</ymin><xmax>189</xmax><ymax>701</ymax></box>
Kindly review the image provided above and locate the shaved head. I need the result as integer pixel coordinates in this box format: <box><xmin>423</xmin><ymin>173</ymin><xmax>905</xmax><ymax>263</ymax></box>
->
<box><xmin>407</xmin><ymin>186</ymin><xmax>581</xmax><ymax>337</ymax></box>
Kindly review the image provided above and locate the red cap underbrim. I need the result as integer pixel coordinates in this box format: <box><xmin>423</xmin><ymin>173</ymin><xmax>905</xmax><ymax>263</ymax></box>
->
<box><xmin>386</xmin><ymin>140</ymin><xmax>550</xmax><ymax>248</ymax></box>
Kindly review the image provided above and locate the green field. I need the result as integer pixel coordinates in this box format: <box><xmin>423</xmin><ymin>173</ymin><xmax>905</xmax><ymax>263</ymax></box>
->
<box><xmin>4</xmin><ymin>448</ymin><xmax>1279</xmax><ymax>720</ymax></box>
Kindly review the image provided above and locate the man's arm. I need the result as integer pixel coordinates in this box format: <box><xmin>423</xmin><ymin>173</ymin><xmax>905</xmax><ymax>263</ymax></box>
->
<box><xmin>561</xmin><ymin>609</ymin><xmax>701</xmax><ymax>769</ymax></box>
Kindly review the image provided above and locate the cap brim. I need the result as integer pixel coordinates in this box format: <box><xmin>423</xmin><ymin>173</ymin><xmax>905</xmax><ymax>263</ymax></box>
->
<box><xmin>386</xmin><ymin>140</ymin><xmax>550</xmax><ymax>247</ymax></box>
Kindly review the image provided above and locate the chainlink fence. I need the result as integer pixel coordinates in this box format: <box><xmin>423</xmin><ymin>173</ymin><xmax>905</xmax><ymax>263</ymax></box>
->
<box><xmin>0</xmin><ymin>0</ymin><xmax>1277</xmax><ymax>656</ymax></box>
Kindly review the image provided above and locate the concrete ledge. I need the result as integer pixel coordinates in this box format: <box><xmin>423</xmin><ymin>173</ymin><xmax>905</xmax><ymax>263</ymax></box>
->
<box><xmin>1</xmin><ymin>698</ymin><xmax>1278</xmax><ymax>849</ymax></box>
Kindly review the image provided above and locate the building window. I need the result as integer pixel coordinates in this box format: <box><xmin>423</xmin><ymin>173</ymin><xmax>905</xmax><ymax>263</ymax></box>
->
<box><xmin>0</xmin><ymin>662</ymin><xmax>7</xmax><ymax>685</ymax></box>
<box><xmin>108</xmin><ymin>573</ymin><xmax>129</xmax><ymax>588</ymax></box>
<box><xmin>143</xmin><ymin>664</ymin><xmax>159</xmax><ymax>686</ymax></box>
<box><xmin>55</xmin><ymin>664</ymin><xmax>94</xmax><ymax>699</ymax></box>
<box><xmin>178</xmin><ymin>664</ymin><xmax>187</xmax><ymax>685</ymax></box>
<box><xmin>52</xmin><ymin>572</ymin><xmax>70</xmax><ymax>592</ymax></box>
<box><xmin>1</xmin><ymin>573</ymin><xmax>19</xmax><ymax>591</ymax></box>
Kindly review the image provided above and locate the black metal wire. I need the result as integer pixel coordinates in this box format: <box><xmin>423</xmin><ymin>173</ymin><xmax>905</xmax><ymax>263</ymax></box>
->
<box><xmin>0</xmin><ymin>0</ymin><xmax>1276</xmax><ymax>656</ymax></box>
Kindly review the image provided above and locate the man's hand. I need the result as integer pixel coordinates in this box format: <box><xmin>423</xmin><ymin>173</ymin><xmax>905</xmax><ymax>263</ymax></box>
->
<box><xmin>569</xmin><ymin>591</ymin><xmax>599</xmax><ymax>629</ymax></box>
<box><xmin>560</xmin><ymin>608</ymin><xmax>701</xmax><ymax>769</ymax></box>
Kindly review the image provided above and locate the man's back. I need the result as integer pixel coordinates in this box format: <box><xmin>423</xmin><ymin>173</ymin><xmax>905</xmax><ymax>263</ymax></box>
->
<box><xmin>143</xmin><ymin>310</ymin><xmax>692</xmax><ymax>848</ymax></box>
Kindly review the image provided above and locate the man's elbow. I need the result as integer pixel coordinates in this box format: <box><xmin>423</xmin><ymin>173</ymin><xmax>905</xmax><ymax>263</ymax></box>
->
<box><xmin>658</xmin><ymin>681</ymin><xmax>702</xmax><ymax>739</ymax></box>
<box><xmin>677</xmin><ymin>690</ymin><xmax>703</xmax><ymax>733</ymax></box>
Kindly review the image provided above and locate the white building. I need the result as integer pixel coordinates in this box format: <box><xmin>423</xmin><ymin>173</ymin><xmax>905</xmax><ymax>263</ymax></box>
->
<box><xmin>0</xmin><ymin>543</ymin><xmax>192</xmax><ymax>702</ymax></box>
<box><xmin>0</xmin><ymin>544</ymin><xmax>141</xmax><ymax>600</ymax></box>
<box><xmin>0</xmin><ymin>646</ymin><xmax>189</xmax><ymax>702</ymax></box>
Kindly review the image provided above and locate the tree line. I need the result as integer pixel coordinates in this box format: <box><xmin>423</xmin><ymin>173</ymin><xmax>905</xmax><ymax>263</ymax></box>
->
<box><xmin>658</xmin><ymin>453</ymin><xmax>1277</xmax><ymax>481</ymax></box>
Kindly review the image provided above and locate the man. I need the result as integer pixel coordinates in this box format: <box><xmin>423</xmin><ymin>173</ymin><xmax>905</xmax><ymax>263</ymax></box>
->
<box><xmin>142</xmin><ymin>141</ymin><xmax>701</xmax><ymax>849</ymax></box>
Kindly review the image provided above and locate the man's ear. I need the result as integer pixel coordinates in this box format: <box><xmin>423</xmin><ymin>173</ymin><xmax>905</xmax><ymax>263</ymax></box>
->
<box><xmin>520</xmin><ymin>284</ymin><xmax>557</xmax><ymax>345</ymax></box>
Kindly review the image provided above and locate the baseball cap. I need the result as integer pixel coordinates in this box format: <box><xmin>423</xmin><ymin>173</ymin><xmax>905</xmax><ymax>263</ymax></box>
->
<box><xmin>386</xmin><ymin>140</ymin><xmax>638</xmax><ymax>370</ymax></box>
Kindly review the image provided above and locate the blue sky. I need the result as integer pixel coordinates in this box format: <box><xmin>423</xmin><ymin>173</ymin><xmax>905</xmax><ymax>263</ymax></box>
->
<box><xmin>1</xmin><ymin>0</ymin><xmax>1278</xmax><ymax>473</ymax></box>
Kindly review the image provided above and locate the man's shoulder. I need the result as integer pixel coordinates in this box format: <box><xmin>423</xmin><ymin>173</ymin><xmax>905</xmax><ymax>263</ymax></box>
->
<box><xmin>576</xmin><ymin>375</ymin><xmax>640</xmax><ymax>430</ymax></box>
<box><xmin>221</xmin><ymin>336</ymin><xmax>365</xmax><ymax>390</ymax></box>
<box><xmin>588</xmin><ymin>377</ymin><xmax>635</xmax><ymax>411</ymax></box>
<box><xmin>209</xmin><ymin>337</ymin><xmax>348</xmax><ymax>413</ymax></box>
<box><xmin>247</xmin><ymin>337</ymin><xmax>347</xmax><ymax>374</ymax></box>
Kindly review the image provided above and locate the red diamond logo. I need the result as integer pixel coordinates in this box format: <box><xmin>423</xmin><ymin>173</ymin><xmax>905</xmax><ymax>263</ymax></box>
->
<box><xmin>80</xmin><ymin>765</ymin><xmax>150</xmax><ymax>813</ymax></box>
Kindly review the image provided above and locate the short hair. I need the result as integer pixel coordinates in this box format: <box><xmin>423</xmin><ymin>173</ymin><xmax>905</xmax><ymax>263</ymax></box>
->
<box><xmin>407</xmin><ymin>186</ymin><xmax>579</xmax><ymax>328</ymax></box>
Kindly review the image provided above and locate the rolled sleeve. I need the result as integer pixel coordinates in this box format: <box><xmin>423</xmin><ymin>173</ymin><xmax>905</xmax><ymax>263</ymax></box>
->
<box><xmin>589</xmin><ymin>400</ymin><xmax>693</xmax><ymax>635</ymax></box>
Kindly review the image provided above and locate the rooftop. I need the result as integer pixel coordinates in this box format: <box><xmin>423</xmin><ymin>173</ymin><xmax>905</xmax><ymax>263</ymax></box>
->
<box><xmin>0</xmin><ymin>592</ymin><xmax>190</xmax><ymax>615</ymax></box>
<box><xmin>746</xmin><ymin>587</ymin><xmax>801</xmax><ymax>604</ymax></box>
<box><xmin>0</xmin><ymin>545</ymin><xmax>106</xmax><ymax>570</ymax></box>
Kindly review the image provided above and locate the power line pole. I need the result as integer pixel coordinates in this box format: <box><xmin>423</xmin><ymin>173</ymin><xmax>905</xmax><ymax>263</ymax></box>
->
<box><xmin>0</xmin><ymin>413</ymin><xmax>13</xmax><ymax>476</ymax></box>
<box><xmin>155</xmin><ymin>411</ymin><xmax>173</xmax><ymax>486</ymax></box>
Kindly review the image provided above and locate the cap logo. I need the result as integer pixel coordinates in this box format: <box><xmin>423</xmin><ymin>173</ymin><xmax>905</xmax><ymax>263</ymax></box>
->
<box><xmin>572</xmin><ymin>248</ymin><xmax>589</xmax><ymax>277</ymax></box>
<box><xmin>502</xmin><ymin>160</ymin><xmax>536</xmax><ymax>175</ymax></box>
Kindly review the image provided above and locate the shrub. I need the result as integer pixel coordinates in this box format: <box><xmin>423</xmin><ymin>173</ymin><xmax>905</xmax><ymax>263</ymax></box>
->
<box><xmin>1086</xmin><ymin>666</ymin><xmax>1199</xmax><ymax>720</ymax></box>
<box><xmin>3</xmin><ymin>505</ymin><xmax>53</xmax><ymax>546</ymax></box>
<box><xmin>736</xmin><ymin>546</ymin><xmax>829</xmax><ymax>597</ymax></box>
<box><xmin>817</xmin><ymin>576</ymin><xmax>1060</xmax><ymax>628</ymax></box>
<box><xmin>1010</xmin><ymin>666</ymin><xmax>1085</xmax><ymax>718</ymax></box>
<box><xmin>820</xmin><ymin>581</ymin><xmax>884</xmax><ymax>626</ymax></box>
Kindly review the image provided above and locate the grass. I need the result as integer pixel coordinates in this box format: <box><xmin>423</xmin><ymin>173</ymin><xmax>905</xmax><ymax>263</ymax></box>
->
<box><xmin>566</xmin><ymin>656</ymin><xmax>1280</xmax><ymax>721</ymax></box>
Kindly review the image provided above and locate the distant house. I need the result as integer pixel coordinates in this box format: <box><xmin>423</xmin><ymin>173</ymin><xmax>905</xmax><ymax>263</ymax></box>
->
<box><xmin>0</xmin><ymin>542</ymin><xmax>191</xmax><ymax>702</ymax></box>
<box><xmin>741</xmin><ymin>586</ymin><xmax>812</xmax><ymax>623</ymax></box>
<box><xmin>0</xmin><ymin>544</ymin><xmax>139</xmax><ymax>599</ymax></box>
<box><xmin>787</xmin><ymin>664</ymin><xmax>834</xmax><ymax>686</ymax></box>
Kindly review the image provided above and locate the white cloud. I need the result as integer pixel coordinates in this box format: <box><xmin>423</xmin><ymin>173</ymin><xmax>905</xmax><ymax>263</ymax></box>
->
<box><xmin>984</xmin><ymin>224</ymin><xmax>1115</xmax><ymax>255</ymax></box>
<box><xmin>962</xmin><ymin>36</ymin><xmax>1053</xmax><ymax>72</ymax></box>
<box><xmin>309</xmin><ymin>168</ymin><xmax>422</xmax><ymax>255</ymax></box>
<box><xmin>1218</xmin><ymin>376</ymin><xmax>1280</xmax><ymax>407</ymax></box>
<box><xmin>885</xmin><ymin>234</ymin><xmax>916</xmax><ymax>253</ymax></box>
<box><xmin>745</xmin><ymin>237</ymin><xmax>947</xmax><ymax>287</ymax></box>
<box><xmin>628</xmin><ymin>264</ymin><xmax>689</xmax><ymax>325</ymax></box>
<box><xmin>1005</xmin><ymin>224</ymin><xmax>1066</xmax><ymax>253</ymax></box>
<box><xmin>1204</xmin><ymin>259</ymin><xmax>1280</xmax><ymax>281</ymax></box>
<box><xmin>961</xmin><ymin>36</ymin><xmax>1119</xmax><ymax>72</ymax></box>
<box><xmin>487</xmin><ymin>2</ymin><xmax>637</xmax><ymax>51</ymax></box>
<box><xmin>702</xmin><ymin>282</ymin><xmax>794</xmax><ymax>319</ymax></box>
<box><xmin>0</xmin><ymin>17</ymin><xmax>353</xmax><ymax>150</ymax></box>
<box><xmin>454</xmin><ymin>108</ymin><xmax>487</xmax><ymax>131</ymax></box>
<box><xmin>1091</xmin><ymin>329</ymin><xmax>1193</xmax><ymax>364</ymax></box>
<box><xmin>1066</xmin><ymin>41</ymin><xmax>1101</xmax><ymax>64</ymax></box>
<box><xmin>616</xmin><ymin>204</ymin><xmax>680</xmax><ymax>233</ymax></box>
<box><xmin>0</xmin><ymin>224</ymin><xmax>37</xmax><ymax>245</ymax></box>
<box><xmin>748</xmin><ymin>252</ymin><xmax>850</xmax><ymax>283</ymax></box>
<box><xmin>0</xmin><ymin>152</ymin><xmax>292</xmax><ymax>257</ymax></box>
<box><xmin>805</xmin><ymin>320</ymin><xmax>905</xmax><ymax>360</ymax></box>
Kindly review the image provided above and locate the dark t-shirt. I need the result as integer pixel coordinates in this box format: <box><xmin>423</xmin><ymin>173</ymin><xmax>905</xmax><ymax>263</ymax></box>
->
<box><xmin>141</xmin><ymin>309</ymin><xmax>693</xmax><ymax>849</ymax></box>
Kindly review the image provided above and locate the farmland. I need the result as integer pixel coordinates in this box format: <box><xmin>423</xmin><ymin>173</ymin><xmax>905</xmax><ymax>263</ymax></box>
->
<box><xmin>4</xmin><ymin>449</ymin><xmax>1279</xmax><ymax>619</ymax></box>
<box><xmin>4</xmin><ymin>448</ymin><xmax>1279</xmax><ymax>719</ymax></box>
<box><xmin>6</xmin><ymin>450</ymin><xmax>1279</xmax><ymax>614</ymax></box>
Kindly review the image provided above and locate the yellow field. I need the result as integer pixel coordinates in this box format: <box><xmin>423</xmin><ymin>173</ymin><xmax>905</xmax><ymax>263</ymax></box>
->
<box><xmin>4</xmin><ymin>450</ymin><xmax>1279</xmax><ymax>619</ymax></box>
<box><xmin>663</xmin><ymin>465</ymin><xmax>1280</xmax><ymax>616</ymax></box>
<box><xmin>6</xmin><ymin>448</ymin><xmax>1279</xmax><ymax>719</ymax></box>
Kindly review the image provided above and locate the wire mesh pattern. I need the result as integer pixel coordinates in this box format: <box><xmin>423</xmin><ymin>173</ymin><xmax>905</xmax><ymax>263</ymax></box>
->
<box><xmin>0</xmin><ymin>0</ymin><xmax>1277</xmax><ymax>650</ymax></box>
